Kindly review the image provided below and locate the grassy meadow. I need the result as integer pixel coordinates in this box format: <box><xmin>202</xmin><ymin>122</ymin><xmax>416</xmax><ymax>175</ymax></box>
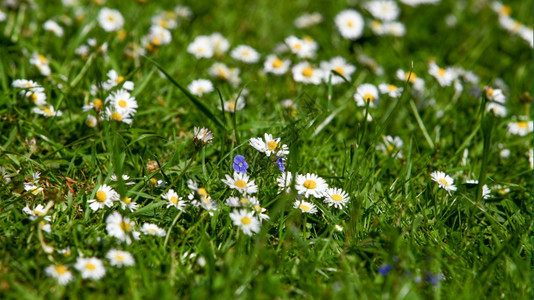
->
<box><xmin>0</xmin><ymin>0</ymin><xmax>533</xmax><ymax>298</ymax></box>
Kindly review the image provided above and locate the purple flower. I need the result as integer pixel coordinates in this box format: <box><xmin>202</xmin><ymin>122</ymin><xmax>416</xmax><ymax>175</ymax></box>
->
<box><xmin>276</xmin><ymin>158</ymin><xmax>285</xmax><ymax>171</ymax></box>
<box><xmin>378</xmin><ymin>264</ymin><xmax>392</xmax><ymax>276</ymax></box>
<box><xmin>233</xmin><ymin>155</ymin><xmax>248</xmax><ymax>173</ymax></box>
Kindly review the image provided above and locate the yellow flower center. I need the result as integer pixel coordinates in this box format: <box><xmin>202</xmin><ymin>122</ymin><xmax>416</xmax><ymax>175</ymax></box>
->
<box><xmin>333</xmin><ymin>67</ymin><xmax>344</xmax><ymax>75</ymax></box>
<box><xmin>85</xmin><ymin>263</ymin><xmax>96</xmax><ymax>271</ymax></box>
<box><xmin>108</xmin><ymin>15</ymin><xmax>115</xmax><ymax>22</ymax></box>
<box><xmin>388</xmin><ymin>85</ymin><xmax>397</xmax><ymax>91</ymax></box>
<box><xmin>242</xmin><ymin>50</ymin><xmax>250</xmax><ymax>57</ymax></box>
<box><xmin>363</xmin><ymin>93</ymin><xmax>375</xmax><ymax>102</ymax></box>
<box><xmin>227</xmin><ymin>102</ymin><xmax>235</xmax><ymax>111</ymax></box>
<box><xmin>331</xmin><ymin>194</ymin><xmax>343</xmax><ymax>202</ymax></box>
<box><xmin>272</xmin><ymin>58</ymin><xmax>283</xmax><ymax>68</ymax></box>
<box><xmin>299</xmin><ymin>204</ymin><xmax>310</xmax><ymax>211</ymax></box>
<box><xmin>302</xmin><ymin>67</ymin><xmax>314</xmax><ymax>78</ymax></box>
<box><xmin>198</xmin><ymin>188</ymin><xmax>208</xmax><ymax>196</ymax></box>
<box><xmin>159</xmin><ymin>20</ymin><xmax>168</xmax><ymax>28</ymax></box>
<box><xmin>294</xmin><ymin>43</ymin><xmax>302</xmax><ymax>50</ymax></box>
<box><xmin>240</xmin><ymin>198</ymin><xmax>248</xmax><ymax>204</ymax></box>
<box><xmin>94</xmin><ymin>99</ymin><xmax>103</xmax><ymax>109</ymax></box>
<box><xmin>119</xmin><ymin>221</ymin><xmax>131</xmax><ymax>231</ymax></box>
<box><xmin>170</xmin><ymin>196</ymin><xmax>178</xmax><ymax>204</ymax></box>
<box><xmin>116</xmin><ymin>76</ymin><xmax>125</xmax><ymax>84</ymax></box>
<box><xmin>267</xmin><ymin>140</ymin><xmax>278</xmax><ymax>151</ymax></box>
<box><xmin>30</xmin><ymin>93</ymin><xmax>38</xmax><ymax>102</ymax></box>
<box><xmin>122</xmin><ymin>197</ymin><xmax>131</xmax><ymax>204</ymax></box>
<box><xmin>347</xmin><ymin>21</ymin><xmax>353</xmax><ymax>27</ymax></box>
<box><xmin>153</xmin><ymin>37</ymin><xmax>161</xmax><ymax>45</ymax></box>
<box><xmin>405</xmin><ymin>72</ymin><xmax>416</xmax><ymax>84</ymax></box>
<box><xmin>38</xmin><ymin>55</ymin><xmax>48</xmax><ymax>64</ymax></box>
<box><xmin>115</xmin><ymin>254</ymin><xmax>125</xmax><ymax>261</ymax></box>
<box><xmin>55</xmin><ymin>265</ymin><xmax>68</xmax><ymax>275</ymax></box>
<box><xmin>438</xmin><ymin>178</ymin><xmax>450</xmax><ymax>187</ymax></box>
<box><xmin>117</xmin><ymin>30</ymin><xmax>126</xmax><ymax>40</ymax></box>
<box><xmin>43</xmin><ymin>108</ymin><xmax>53</xmax><ymax>115</ymax></box>
<box><xmin>111</xmin><ymin>112</ymin><xmax>123</xmax><ymax>121</ymax></box>
<box><xmin>517</xmin><ymin>122</ymin><xmax>528</xmax><ymax>129</ymax></box>
<box><xmin>438</xmin><ymin>68</ymin><xmax>446</xmax><ymax>77</ymax></box>
<box><xmin>500</xmin><ymin>5</ymin><xmax>511</xmax><ymax>16</ymax></box>
<box><xmin>118</xmin><ymin>99</ymin><xmax>127</xmax><ymax>108</ymax></box>
<box><xmin>96</xmin><ymin>190</ymin><xmax>107</xmax><ymax>202</ymax></box>
<box><xmin>87</xmin><ymin>119</ymin><xmax>95</xmax><ymax>127</ymax></box>
<box><xmin>235</xmin><ymin>179</ymin><xmax>247</xmax><ymax>189</ymax></box>
<box><xmin>303</xmin><ymin>180</ymin><xmax>317</xmax><ymax>189</ymax></box>
<box><xmin>241</xmin><ymin>216</ymin><xmax>251</xmax><ymax>225</ymax></box>
<box><xmin>387</xmin><ymin>145</ymin><xmax>395</xmax><ymax>152</ymax></box>
<box><xmin>218</xmin><ymin>69</ymin><xmax>228</xmax><ymax>79</ymax></box>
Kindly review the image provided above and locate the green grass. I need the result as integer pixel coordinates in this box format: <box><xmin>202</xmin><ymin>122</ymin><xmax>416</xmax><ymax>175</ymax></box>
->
<box><xmin>0</xmin><ymin>0</ymin><xmax>532</xmax><ymax>299</ymax></box>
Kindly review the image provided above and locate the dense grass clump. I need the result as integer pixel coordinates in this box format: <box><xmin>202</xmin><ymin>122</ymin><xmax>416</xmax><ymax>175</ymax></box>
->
<box><xmin>0</xmin><ymin>0</ymin><xmax>532</xmax><ymax>298</ymax></box>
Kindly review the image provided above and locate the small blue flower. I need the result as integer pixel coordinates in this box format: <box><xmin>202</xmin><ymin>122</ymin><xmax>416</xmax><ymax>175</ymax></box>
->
<box><xmin>378</xmin><ymin>264</ymin><xmax>392</xmax><ymax>276</ymax></box>
<box><xmin>233</xmin><ymin>155</ymin><xmax>248</xmax><ymax>173</ymax></box>
<box><xmin>276</xmin><ymin>157</ymin><xmax>285</xmax><ymax>171</ymax></box>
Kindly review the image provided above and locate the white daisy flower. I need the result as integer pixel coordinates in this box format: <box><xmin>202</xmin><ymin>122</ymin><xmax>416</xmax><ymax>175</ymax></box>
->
<box><xmin>428</xmin><ymin>62</ymin><xmax>457</xmax><ymax>87</ymax></box>
<box><xmin>22</xmin><ymin>204</ymin><xmax>51</xmax><ymax>222</ymax></box>
<box><xmin>43</xmin><ymin>20</ymin><xmax>64</xmax><ymax>37</ymax></box>
<box><xmin>225</xmin><ymin>195</ymin><xmax>258</xmax><ymax>207</ymax></box>
<box><xmin>23</xmin><ymin>90</ymin><xmax>47</xmax><ymax>106</ymax></box>
<box><xmin>106</xmin><ymin>89</ymin><xmax>138</xmax><ymax>115</ymax></box>
<box><xmin>292</xmin><ymin>61</ymin><xmax>324</xmax><ymax>85</ymax></box>
<box><xmin>277</xmin><ymin>172</ymin><xmax>293</xmax><ymax>192</ymax></box>
<box><xmin>45</xmin><ymin>265</ymin><xmax>73</xmax><ymax>285</ymax></box>
<box><xmin>264</xmin><ymin>54</ymin><xmax>291</xmax><ymax>75</ymax></box>
<box><xmin>174</xmin><ymin>5</ymin><xmax>193</xmax><ymax>19</ymax></box>
<box><xmin>82</xmin><ymin>98</ymin><xmax>104</xmax><ymax>112</ymax></box>
<box><xmin>430</xmin><ymin>171</ymin><xmax>457</xmax><ymax>194</ymax></box>
<box><xmin>366</xmin><ymin>1</ymin><xmax>400</xmax><ymax>21</ymax></box>
<box><xmin>33</xmin><ymin>106</ymin><xmax>63</xmax><ymax>117</ymax></box>
<box><xmin>320</xmin><ymin>56</ymin><xmax>356</xmax><ymax>85</ymax></box>
<box><xmin>230</xmin><ymin>45</ymin><xmax>260</xmax><ymax>63</ymax></box>
<box><xmin>335</xmin><ymin>9</ymin><xmax>365</xmax><ymax>40</ymax></box>
<box><xmin>146</xmin><ymin>25</ymin><xmax>172</xmax><ymax>46</ymax></box>
<box><xmin>293</xmin><ymin>200</ymin><xmax>318</xmax><ymax>214</ymax></box>
<box><xmin>249</xmin><ymin>133</ymin><xmax>290</xmax><ymax>157</ymax></box>
<box><xmin>229</xmin><ymin>209</ymin><xmax>260</xmax><ymax>236</ymax></box>
<box><xmin>161</xmin><ymin>189</ymin><xmax>186</xmax><ymax>210</ymax></box>
<box><xmin>187</xmin><ymin>36</ymin><xmax>214</xmax><ymax>59</ymax></box>
<box><xmin>486</xmin><ymin>102</ymin><xmax>507</xmax><ymax>117</ymax></box>
<box><xmin>141</xmin><ymin>223</ymin><xmax>166</xmax><ymax>237</ymax></box>
<box><xmin>103</xmin><ymin>107</ymin><xmax>134</xmax><ymax>124</ymax></box>
<box><xmin>12</xmin><ymin>79</ymin><xmax>42</xmax><ymax>89</ymax></box>
<box><xmin>354</xmin><ymin>83</ymin><xmax>380</xmax><ymax>107</ymax></box>
<box><xmin>209</xmin><ymin>62</ymin><xmax>231</xmax><ymax>80</ymax></box>
<box><xmin>219</xmin><ymin>95</ymin><xmax>246</xmax><ymax>113</ymax></box>
<box><xmin>295</xmin><ymin>173</ymin><xmax>328</xmax><ymax>198</ymax></box>
<box><xmin>87</xmin><ymin>184</ymin><xmax>119</xmax><ymax>211</ymax></box>
<box><xmin>97</xmin><ymin>7</ymin><xmax>124</xmax><ymax>32</ymax></box>
<box><xmin>376</xmin><ymin>136</ymin><xmax>404</xmax><ymax>157</ymax></box>
<box><xmin>379</xmin><ymin>83</ymin><xmax>403</xmax><ymax>98</ymax></box>
<box><xmin>507</xmin><ymin>120</ymin><xmax>533</xmax><ymax>136</ymax></box>
<box><xmin>151</xmin><ymin>13</ymin><xmax>177</xmax><ymax>30</ymax></box>
<box><xmin>222</xmin><ymin>172</ymin><xmax>258</xmax><ymax>195</ymax></box>
<box><xmin>210</xmin><ymin>32</ymin><xmax>230</xmax><ymax>56</ymax></box>
<box><xmin>85</xmin><ymin>115</ymin><xmax>98</xmax><ymax>127</ymax></box>
<box><xmin>106</xmin><ymin>249</ymin><xmax>135</xmax><ymax>267</ymax></box>
<box><xmin>193</xmin><ymin>127</ymin><xmax>214</xmax><ymax>145</ymax></box>
<box><xmin>75</xmin><ymin>257</ymin><xmax>106</xmax><ymax>280</ymax></box>
<box><xmin>400</xmin><ymin>0</ymin><xmax>441</xmax><ymax>6</ymax></box>
<box><xmin>30</xmin><ymin>52</ymin><xmax>51</xmax><ymax>76</ymax></box>
<box><xmin>119</xmin><ymin>196</ymin><xmax>138</xmax><ymax>212</ymax></box>
<box><xmin>106</xmin><ymin>211</ymin><xmax>140</xmax><ymax>244</ymax></box>
<box><xmin>102</xmin><ymin>70</ymin><xmax>134</xmax><ymax>91</ymax></box>
<box><xmin>253</xmin><ymin>204</ymin><xmax>270</xmax><ymax>222</ymax></box>
<box><xmin>294</xmin><ymin>12</ymin><xmax>323</xmax><ymax>29</ymax></box>
<box><xmin>485</xmin><ymin>87</ymin><xmax>506</xmax><ymax>103</ymax></box>
<box><xmin>383</xmin><ymin>21</ymin><xmax>406</xmax><ymax>36</ymax></box>
<box><xmin>396</xmin><ymin>69</ymin><xmax>425</xmax><ymax>93</ymax></box>
<box><xmin>188</xmin><ymin>79</ymin><xmax>214</xmax><ymax>97</ymax></box>
<box><xmin>285</xmin><ymin>36</ymin><xmax>315</xmax><ymax>59</ymax></box>
<box><xmin>323</xmin><ymin>187</ymin><xmax>350</xmax><ymax>209</ymax></box>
